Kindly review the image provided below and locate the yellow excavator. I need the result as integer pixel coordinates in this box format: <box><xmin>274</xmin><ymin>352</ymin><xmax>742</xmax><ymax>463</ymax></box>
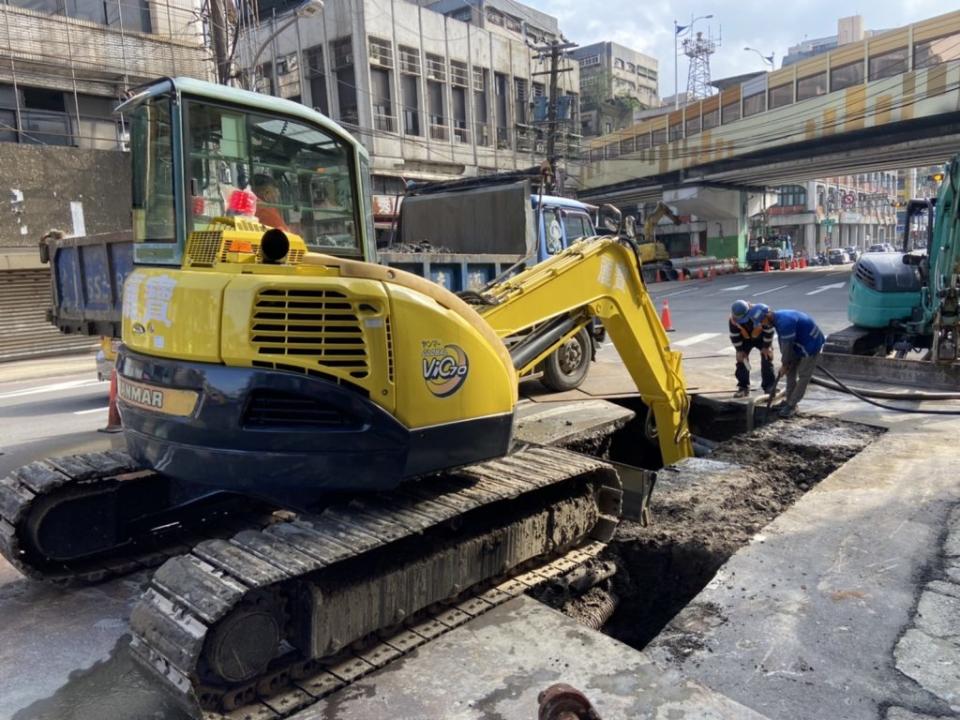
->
<box><xmin>638</xmin><ymin>201</ymin><xmax>681</xmax><ymax>268</ymax></box>
<box><xmin>0</xmin><ymin>78</ymin><xmax>691</xmax><ymax>712</ymax></box>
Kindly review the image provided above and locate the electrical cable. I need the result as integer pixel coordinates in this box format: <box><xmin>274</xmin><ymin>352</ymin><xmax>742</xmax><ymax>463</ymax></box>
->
<box><xmin>812</xmin><ymin>363</ymin><xmax>960</xmax><ymax>415</ymax></box>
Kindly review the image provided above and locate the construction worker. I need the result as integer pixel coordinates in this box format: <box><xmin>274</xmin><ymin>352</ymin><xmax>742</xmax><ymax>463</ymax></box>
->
<box><xmin>729</xmin><ymin>300</ymin><xmax>776</xmax><ymax>398</ymax></box>
<box><xmin>750</xmin><ymin>306</ymin><xmax>825</xmax><ymax>418</ymax></box>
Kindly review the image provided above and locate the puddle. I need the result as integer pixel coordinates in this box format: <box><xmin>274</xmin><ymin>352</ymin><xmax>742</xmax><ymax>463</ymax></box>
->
<box><xmin>12</xmin><ymin>638</ymin><xmax>196</xmax><ymax>720</ymax></box>
<box><xmin>534</xmin><ymin>414</ymin><xmax>884</xmax><ymax>652</ymax></box>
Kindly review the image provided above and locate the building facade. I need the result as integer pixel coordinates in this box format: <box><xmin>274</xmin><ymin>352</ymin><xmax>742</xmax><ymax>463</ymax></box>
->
<box><xmin>570</xmin><ymin>41</ymin><xmax>658</xmax><ymax>137</ymax></box>
<box><xmin>239</xmin><ymin>0</ymin><xmax>580</xmax><ymax>232</ymax></box>
<box><xmin>0</xmin><ymin>0</ymin><xmax>211</xmax><ymax>359</ymax></box>
<box><xmin>765</xmin><ymin>173</ymin><xmax>898</xmax><ymax>256</ymax></box>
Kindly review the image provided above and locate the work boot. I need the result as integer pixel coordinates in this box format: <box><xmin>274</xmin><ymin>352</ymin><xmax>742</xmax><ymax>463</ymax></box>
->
<box><xmin>762</xmin><ymin>384</ymin><xmax>776</xmax><ymax>395</ymax></box>
<box><xmin>734</xmin><ymin>387</ymin><xmax>750</xmax><ymax>398</ymax></box>
<box><xmin>778</xmin><ymin>404</ymin><xmax>795</xmax><ymax>419</ymax></box>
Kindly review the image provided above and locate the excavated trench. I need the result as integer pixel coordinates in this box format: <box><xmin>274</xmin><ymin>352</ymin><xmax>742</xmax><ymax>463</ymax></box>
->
<box><xmin>533</xmin><ymin>405</ymin><xmax>884</xmax><ymax>653</ymax></box>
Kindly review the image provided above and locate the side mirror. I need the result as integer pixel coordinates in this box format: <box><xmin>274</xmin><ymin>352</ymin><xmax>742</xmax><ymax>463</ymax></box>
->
<box><xmin>599</xmin><ymin>204</ymin><xmax>622</xmax><ymax>234</ymax></box>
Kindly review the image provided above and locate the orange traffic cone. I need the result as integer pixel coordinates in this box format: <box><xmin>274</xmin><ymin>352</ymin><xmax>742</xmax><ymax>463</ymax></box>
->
<box><xmin>697</xmin><ymin>268</ymin><xmax>704</xmax><ymax>280</ymax></box>
<box><xmin>763</xmin><ymin>259</ymin><xmax>771</xmax><ymax>273</ymax></box>
<box><xmin>801</xmin><ymin>257</ymin><xmax>807</xmax><ymax>268</ymax></box>
<box><xmin>100</xmin><ymin>368</ymin><xmax>122</xmax><ymax>433</ymax></box>
<box><xmin>661</xmin><ymin>299</ymin><xmax>675</xmax><ymax>332</ymax></box>
<box><xmin>678</xmin><ymin>269</ymin><xmax>686</xmax><ymax>282</ymax></box>
<box><xmin>655</xmin><ymin>268</ymin><xmax>663</xmax><ymax>283</ymax></box>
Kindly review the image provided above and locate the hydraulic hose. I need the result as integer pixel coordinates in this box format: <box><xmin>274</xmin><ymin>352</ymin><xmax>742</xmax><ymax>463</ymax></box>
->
<box><xmin>812</xmin><ymin>365</ymin><xmax>960</xmax><ymax>416</ymax></box>
<box><xmin>811</xmin><ymin>373</ymin><xmax>960</xmax><ymax>401</ymax></box>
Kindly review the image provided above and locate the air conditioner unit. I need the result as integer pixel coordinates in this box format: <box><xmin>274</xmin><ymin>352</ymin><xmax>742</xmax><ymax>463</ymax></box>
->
<box><xmin>534</xmin><ymin>142</ymin><xmax>545</xmax><ymax>153</ymax></box>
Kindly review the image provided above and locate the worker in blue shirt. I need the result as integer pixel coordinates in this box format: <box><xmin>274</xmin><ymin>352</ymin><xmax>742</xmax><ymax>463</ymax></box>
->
<box><xmin>729</xmin><ymin>300</ymin><xmax>776</xmax><ymax>398</ymax></box>
<box><xmin>749</xmin><ymin>306</ymin><xmax>825</xmax><ymax>418</ymax></box>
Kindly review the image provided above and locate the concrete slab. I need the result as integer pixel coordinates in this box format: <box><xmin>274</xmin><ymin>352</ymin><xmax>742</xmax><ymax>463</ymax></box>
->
<box><xmin>291</xmin><ymin>596</ymin><xmax>769</xmax><ymax>720</ymax></box>
<box><xmin>514</xmin><ymin>398</ymin><xmax>634</xmax><ymax>446</ymax></box>
<box><xmin>644</xmin><ymin>426</ymin><xmax>960</xmax><ymax>720</ymax></box>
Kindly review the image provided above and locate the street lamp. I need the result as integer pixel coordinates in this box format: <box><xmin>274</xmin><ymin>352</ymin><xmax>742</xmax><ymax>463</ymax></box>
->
<box><xmin>246</xmin><ymin>0</ymin><xmax>324</xmax><ymax>90</ymax></box>
<box><xmin>674</xmin><ymin>14</ymin><xmax>713</xmax><ymax>108</ymax></box>
<box><xmin>743</xmin><ymin>47</ymin><xmax>775</xmax><ymax>69</ymax></box>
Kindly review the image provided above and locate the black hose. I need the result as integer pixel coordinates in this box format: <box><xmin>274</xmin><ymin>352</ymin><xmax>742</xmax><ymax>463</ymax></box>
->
<box><xmin>811</xmin><ymin>374</ymin><xmax>960</xmax><ymax>401</ymax></box>
<box><xmin>813</xmin><ymin>365</ymin><xmax>960</xmax><ymax>416</ymax></box>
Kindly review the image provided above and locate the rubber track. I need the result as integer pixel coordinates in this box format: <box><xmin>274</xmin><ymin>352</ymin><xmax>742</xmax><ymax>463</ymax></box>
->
<box><xmin>130</xmin><ymin>445</ymin><xmax>622</xmax><ymax>710</ymax></box>
<box><xmin>0</xmin><ymin>450</ymin><xmax>150</xmax><ymax>583</ymax></box>
<box><xmin>202</xmin><ymin>542</ymin><xmax>608</xmax><ymax>720</ymax></box>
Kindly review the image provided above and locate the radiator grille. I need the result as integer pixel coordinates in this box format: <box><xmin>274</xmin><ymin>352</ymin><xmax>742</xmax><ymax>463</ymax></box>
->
<box><xmin>244</xmin><ymin>390</ymin><xmax>351</xmax><ymax>428</ymax></box>
<box><xmin>854</xmin><ymin>261</ymin><xmax>876</xmax><ymax>290</ymax></box>
<box><xmin>250</xmin><ymin>288</ymin><xmax>369</xmax><ymax>378</ymax></box>
<box><xmin>186</xmin><ymin>231</ymin><xmax>224</xmax><ymax>266</ymax></box>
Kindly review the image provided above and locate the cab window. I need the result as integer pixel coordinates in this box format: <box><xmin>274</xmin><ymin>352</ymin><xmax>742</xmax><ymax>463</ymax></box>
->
<box><xmin>186</xmin><ymin>100</ymin><xmax>361</xmax><ymax>256</ymax></box>
<box><xmin>562</xmin><ymin>212</ymin><xmax>593</xmax><ymax>242</ymax></box>
<box><xmin>542</xmin><ymin>208</ymin><xmax>564</xmax><ymax>254</ymax></box>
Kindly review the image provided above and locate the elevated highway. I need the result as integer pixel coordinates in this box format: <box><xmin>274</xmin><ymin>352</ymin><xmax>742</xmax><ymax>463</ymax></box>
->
<box><xmin>578</xmin><ymin>10</ymin><xmax>960</xmax><ymax>205</ymax></box>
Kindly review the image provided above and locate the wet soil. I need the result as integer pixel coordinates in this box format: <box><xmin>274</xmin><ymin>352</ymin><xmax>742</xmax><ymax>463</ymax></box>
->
<box><xmin>534</xmin><ymin>415</ymin><xmax>884</xmax><ymax>652</ymax></box>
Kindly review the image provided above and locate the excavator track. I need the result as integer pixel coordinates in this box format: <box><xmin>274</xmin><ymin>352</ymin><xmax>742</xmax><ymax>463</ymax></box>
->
<box><xmin>0</xmin><ymin>451</ymin><xmax>269</xmax><ymax>584</ymax></box>
<box><xmin>129</xmin><ymin>445</ymin><xmax>622</xmax><ymax>713</ymax></box>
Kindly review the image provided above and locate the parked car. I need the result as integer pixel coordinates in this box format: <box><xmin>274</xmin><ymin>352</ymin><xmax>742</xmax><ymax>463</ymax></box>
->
<box><xmin>845</xmin><ymin>246</ymin><xmax>860</xmax><ymax>262</ymax></box>
<box><xmin>867</xmin><ymin>243</ymin><xmax>897</xmax><ymax>253</ymax></box>
<box><xmin>827</xmin><ymin>248</ymin><xmax>851</xmax><ymax>264</ymax></box>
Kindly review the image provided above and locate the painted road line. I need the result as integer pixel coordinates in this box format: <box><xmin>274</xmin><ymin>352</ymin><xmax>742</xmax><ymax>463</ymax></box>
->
<box><xmin>719</xmin><ymin>284</ymin><xmax>749</xmax><ymax>292</ymax></box>
<box><xmin>752</xmin><ymin>284</ymin><xmax>788</xmax><ymax>297</ymax></box>
<box><xmin>0</xmin><ymin>379</ymin><xmax>104</xmax><ymax>401</ymax></box>
<box><xmin>673</xmin><ymin>332</ymin><xmax>721</xmax><ymax>348</ymax></box>
<box><xmin>74</xmin><ymin>406</ymin><xmax>108</xmax><ymax>415</ymax></box>
<box><xmin>806</xmin><ymin>282</ymin><xmax>846</xmax><ymax>296</ymax></box>
<box><xmin>653</xmin><ymin>287</ymin><xmax>699</xmax><ymax>299</ymax></box>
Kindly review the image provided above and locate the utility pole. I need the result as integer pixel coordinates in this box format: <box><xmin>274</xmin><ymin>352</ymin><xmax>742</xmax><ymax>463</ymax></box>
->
<box><xmin>531</xmin><ymin>38</ymin><xmax>576</xmax><ymax>193</ymax></box>
<box><xmin>209</xmin><ymin>0</ymin><xmax>232</xmax><ymax>85</ymax></box>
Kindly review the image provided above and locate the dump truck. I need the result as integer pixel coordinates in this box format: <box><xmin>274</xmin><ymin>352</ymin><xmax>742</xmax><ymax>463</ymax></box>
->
<box><xmin>0</xmin><ymin>77</ymin><xmax>693</xmax><ymax>715</ymax></box>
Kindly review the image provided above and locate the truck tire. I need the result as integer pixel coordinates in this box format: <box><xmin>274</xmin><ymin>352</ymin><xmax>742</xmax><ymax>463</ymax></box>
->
<box><xmin>541</xmin><ymin>327</ymin><xmax>592</xmax><ymax>392</ymax></box>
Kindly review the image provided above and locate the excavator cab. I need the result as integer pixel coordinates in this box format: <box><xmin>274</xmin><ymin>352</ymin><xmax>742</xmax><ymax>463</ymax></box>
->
<box><xmin>122</xmin><ymin>78</ymin><xmax>375</xmax><ymax>267</ymax></box>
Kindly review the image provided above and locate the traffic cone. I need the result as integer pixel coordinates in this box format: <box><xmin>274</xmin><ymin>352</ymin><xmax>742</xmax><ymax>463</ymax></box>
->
<box><xmin>660</xmin><ymin>299</ymin><xmax>675</xmax><ymax>332</ymax></box>
<box><xmin>801</xmin><ymin>257</ymin><xmax>807</xmax><ymax>268</ymax></box>
<box><xmin>697</xmin><ymin>268</ymin><xmax>704</xmax><ymax>280</ymax></box>
<box><xmin>678</xmin><ymin>269</ymin><xmax>686</xmax><ymax>281</ymax></box>
<box><xmin>655</xmin><ymin>268</ymin><xmax>663</xmax><ymax>283</ymax></box>
<box><xmin>763</xmin><ymin>259</ymin><xmax>771</xmax><ymax>273</ymax></box>
<box><xmin>100</xmin><ymin>368</ymin><xmax>122</xmax><ymax>433</ymax></box>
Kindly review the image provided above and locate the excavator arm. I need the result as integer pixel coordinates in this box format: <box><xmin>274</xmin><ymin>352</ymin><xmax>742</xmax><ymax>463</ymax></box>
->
<box><xmin>477</xmin><ymin>235</ymin><xmax>693</xmax><ymax>465</ymax></box>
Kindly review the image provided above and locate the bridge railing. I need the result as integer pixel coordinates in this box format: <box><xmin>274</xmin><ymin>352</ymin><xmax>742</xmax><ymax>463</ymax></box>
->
<box><xmin>585</xmin><ymin>9</ymin><xmax>960</xmax><ymax>172</ymax></box>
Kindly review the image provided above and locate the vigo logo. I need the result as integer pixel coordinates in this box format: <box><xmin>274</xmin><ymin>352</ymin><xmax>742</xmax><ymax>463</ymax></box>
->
<box><xmin>422</xmin><ymin>340</ymin><xmax>469</xmax><ymax>397</ymax></box>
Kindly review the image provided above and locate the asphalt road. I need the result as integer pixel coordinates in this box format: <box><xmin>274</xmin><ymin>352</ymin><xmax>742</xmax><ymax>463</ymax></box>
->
<box><xmin>0</xmin><ymin>371</ymin><xmax>110</xmax><ymax>476</ymax></box>
<box><xmin>598</xmin><ymin>264</ymin><xmax>853</xmax><ymax>364</ymax></box>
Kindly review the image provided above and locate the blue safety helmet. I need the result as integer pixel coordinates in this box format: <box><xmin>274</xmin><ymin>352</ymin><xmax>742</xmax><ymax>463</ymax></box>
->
<box><xmin>731</xmin><ymin>299</ymin><xmax>750</xmax><ymax>322</ymax></box>
<box><xmin>747</xmin><ymin>303</ymin><xmax>771</xmax><ymax>324</ymax></box>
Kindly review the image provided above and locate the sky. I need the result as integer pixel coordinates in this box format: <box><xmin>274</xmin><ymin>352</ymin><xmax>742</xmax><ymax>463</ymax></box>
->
<box><xmin>532</xmin><ymin>0</ymin><xmax>944</xmax><ymax>98</ymax></box>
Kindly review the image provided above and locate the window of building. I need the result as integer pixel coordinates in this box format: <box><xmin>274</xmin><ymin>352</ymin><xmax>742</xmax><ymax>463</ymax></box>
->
<box><xmin>768</xmin><ymin>83</ymin><xmax>793</xmax><ymax>109</ymax></box>
<box><xmin>668</xmin><ymin>121</ymin><xmax>682</xmax><ymax>141</ymax></box>
<box><xmin>614</xmin><ymin>58</ymin><xmax>625</xmax><ymax>69</ymax></box>
<box><xmin>401</xmin><ymin>74</ymin><xmax>420</xmax><ymax>136</ymax></box>
<box><xmin>368</xmin><ymin>38</ymin><xmax>393</xmax><ymax>68</ymax></box>
<box><xmin>743</xmin><ymin>91</ymin><xmax>765</xmax><ymax>117</ymax></box>
<box><xmin>474</xmin><ymin>66</ymin><xmax>489</xmax><ymax>146</ymax></box>
<box><xmin>305</xmin><ymin>46</ymin><xmax>329</xmax><ymax>115</ymax></box>
<box><xmin>504</xmin><ymin>15</ymin><xmax>521</xmax><ymax>32</ymax></box>
<box><xmin>427</xmin><ymin>78</ymin><xmax>447</xmax><ymax>141</ymax></box>
<box><xmin>778</xmin><ymin>184</ymin><xmax>807</xmax><ymax>208</ymax></box>
<box><xmin>702</xmin><ymin>107</ymin><xmax>719</xmax><ymax>130</ymax></box>
<box><xmin>868</xmin><ymin>47</ymin><xmax>908</xmax><ymax>81</ymax></box>
<box><xmin>494</xmin><ymin>72</ymin><xmax>509</xmax><ymax>147</ymax></box>
<box><xmin>914</xmin><ymin>32</ymin><xmax>960</xmax><ymax>69</ymax></box>
<box><xmin>829</xmin><ymin>61</ymin><xmax>864</xmax><ymax>91</ymax></box>
<box><xmin>486</xmin><ymin>8</ymin><xmax>503</xmax><ymax>25</ymax></box>
<box><xmin>626</xmin><ymin>62</ymin><xmax>635</xmax><ymax>73</ymax></box>
<box><xmin>514</xmin><ymin>78</ymin><xmax>528</xmax><ymax>124</ymax></box>
<box><xmin>370</xmin><ymin>67</ymin><xmax>394</xmax><ymax>132</ymax></box>
<box><xmin>796</xmin><ymin>72</ymin><xmax>827</xmax><ymax>101</ymax></box>
<box><xmin>636</xmin><ymin>132</ymin><xmax>651</xmax><ymax>150</ymax></box>
<box><xmin>450</xmin><ymin>60</ymin><xmax>468</xmax><ymax>87</ymax></box>
<box><xmin>425</xmin><ymin>53</ymin><xmax>446</xmax><ymax>82</ymax></box>
<box><xmin>579</xmin><ymin>55</ymin><xmax>600</xmax><ymax>67</ymax></box>
<box><xmin>620</xmin><ymin>136</ymin><xmax>635</xmax><ymax>154</ymax></box>
<box><xmin>721</xmin><ymin>100</ymin><xmax>740</xmax><ymax>124</ymax></box>
<box><xmin>684</xmin><ymin>114</ymin><xmax>700</xmax><ymax>136</ymax></box>
<box><xmin>11</xmin><ymin>0</ymin><xmax>151</xmax><ymax>33</ymax></box>
<box><xmin>399</xmin><ymin>45</ymin><xmax>420</xmax><ymax>75</ymax></box>
<box><xmin>452</xmin><ymin>83</ymin><xmax>468</xmax><ymax>143</ymax></box>
<box><xmin>18</xmin><ymin>87</ymin><xmax>71</xmax><ymax>146</ymax></box>
<box><xmin>332</xmin><ymin>38</ymin><xmax>358</xmax><ymax>125</ymax></box>
<box><xmin>652</xmin><ymin>127</ymin><xmax>667</xmax><ymax>145</ymax></box>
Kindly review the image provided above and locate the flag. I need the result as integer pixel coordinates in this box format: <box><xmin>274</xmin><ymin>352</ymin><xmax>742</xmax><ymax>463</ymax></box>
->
<box><xmin>675</xmin><ymin>23</ymin><xmax>688</xmax><ymax>34</ymax></box>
